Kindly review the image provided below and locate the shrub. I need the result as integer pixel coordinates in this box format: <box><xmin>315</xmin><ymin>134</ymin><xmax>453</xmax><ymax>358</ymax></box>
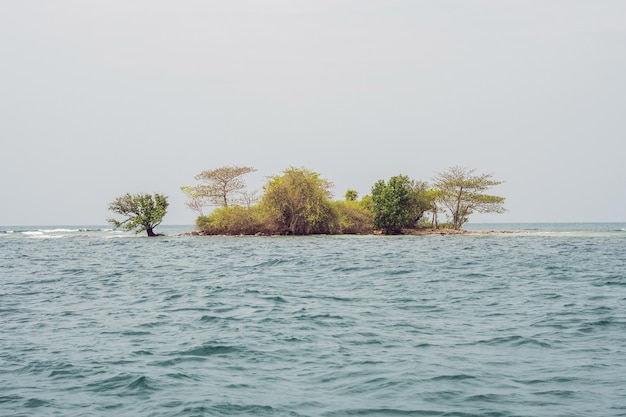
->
<box><xmin>333</xmin><ymin>201</ymin><xmax>374</xmax><ymax>234</ymax></box>
<box><xmin>196</xmin><ymin>205</ymin><xmax>268</xmax><ymax>235</ymax></box>
<box><xmin>260</xmin><ymin>167</ymin><xmax>339</xmax><ymax>235</ymax></box>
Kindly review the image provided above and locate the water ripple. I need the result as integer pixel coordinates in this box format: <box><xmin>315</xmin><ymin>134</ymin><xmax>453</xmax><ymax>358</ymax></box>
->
<box><xmin>1</xmin><ymin>232</ymin><xmax>625</xmax><ymax>416</ymax></box>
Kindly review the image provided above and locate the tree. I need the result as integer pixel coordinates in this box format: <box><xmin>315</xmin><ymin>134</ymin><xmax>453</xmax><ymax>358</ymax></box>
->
<box><xmin>345</xmin><ymin>189</ymin><xmax>358</xmax><ymax>202</ymax></box>
<box><xmin>107</xmin><ymin>193</ymin><xmax>169</xmax><ymax>236</ymax></box>
<box><xmin>194</xmin><ymin>165</ymin><xmax>256</xmax><ymax>207</ymax></box>
<box><xmin>433</xmin><ymin>166</ymin><xmax>505</xmax><ymax>230</ymax></box>
<box><xmin>369</xmin><ymin>176</ymin><xmax>432</xmax><ymax>234</ymax></box>
<box><xmin>260</xmin><ymin>167</ymin><xmax>338</xmax><ymax>235</ymax></box>
<box><xmin>180</xmin><ymin>185</ymin><xmax>209</xmax><ymax>216</ymax></box>
<box><xmin>408</xmin><ymin>180</ymin><xmax>434</xmax><ymax>224</ymax></box>
<box><xmin>423</xmin><ymin>188</ymin><xmax>442</xmax><ymax>228</ymax></box>
<box><xmin>238</xmin><ymin>189</ymin><xmax>260</xmax><ymax>208</ymax></box>
<box><xmin>371</xmin><ymin>175</ymin><xmax>415</xmax><ymax>234</ymax></box>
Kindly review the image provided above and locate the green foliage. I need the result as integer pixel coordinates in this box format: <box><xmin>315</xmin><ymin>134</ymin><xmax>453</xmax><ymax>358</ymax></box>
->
<box><xmin>344</xmin><ymin>189</ymin><xmax>358</xmax><ymax>202</ymax></box>
<box><xmin>371</xmin><ymin>175</ymin><xmax>415</xmax><ymax>234</ymax></box>
<box><xmin>260</xmin><ymin>167</ymin><xmax>338</xmax><ymax>235</ymax></box>
<box><xmin>433</xmin><ymin>166</ymin><xmax>505</xmax><ymax>230</ymax></box>
<box><xmin>107</xmin><ymin>193</ymin><xmax>168</xmax><ymax>236</ymax></box>
<box><xmin>360</xmin><ymin>194</ymin><xmax>374</xmax><ymax>213</ymax></box>
<box><xmin>417</xmin><ymin>216</ymin><xmax>453</xmax><ymax>229</ymax></box>
<box><xmin>333</xmin><ymin>200</ymin><xmax>374</xmax><ymax>234</ymax></box>
<box><xmin>422</xmin><ymin>188</ymin><xmax>442</xmax><ymax>228</ymax></box>
<box><xmin>408</xmin><ymin>180</ymin><xmax>434</xmax><ymax>224</ymax></box>
<box><xmin>196</xmin><ymin>205</ymin><xmax>267</xmax><ymax>235</ymax></box>
<box><xmin>368</xmin><ymin>176</ymin><xmax>433</xmax><ymax>234</ymax></box>
<box><xmin>187</xmin><ymin>164</ymin><xmax>505</xmax><ymax>236</ymax></box>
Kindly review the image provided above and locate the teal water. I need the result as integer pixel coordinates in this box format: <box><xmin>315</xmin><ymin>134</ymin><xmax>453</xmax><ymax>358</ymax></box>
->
<box><xmin>1</xmin><ymin>224</ymin><xmax>625</xmax><ymax>416</ymax></box>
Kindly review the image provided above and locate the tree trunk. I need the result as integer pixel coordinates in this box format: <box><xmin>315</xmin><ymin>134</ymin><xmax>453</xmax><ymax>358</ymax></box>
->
<box><xmin>146</xmin><ymin>227</ymin><xmax>156</xmax><ymax>237</ymax></box>
<box><xmin>453</xmin><ymin>187</ymin><xmax>463</xmax><ymax>230</ymax></box>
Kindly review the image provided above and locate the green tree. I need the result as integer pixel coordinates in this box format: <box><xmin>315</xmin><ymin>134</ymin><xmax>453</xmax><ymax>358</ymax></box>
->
<box><xmin>107</xmin><ymin>193</ymin><xmax>169</xmax><ymax>236</ymax></box>
<box><xmin>345</xmin><ymin>189</ymin><xmax>358</xmax><ymax>202</ymax></box>
<box><xmin>423</xmin><ymin>188</ymin><xmax>442</xmax><ymax>228</ymax></box>
<box><xmin>371</xmin><ymin>175</ymin><xmax>415</xmax><ymax>234</ymax></box>
<box><xmin>433</xmin><ymin>166</ymin><xmax>505</xmax><ymax>230</ymax></box>
<box><xmin>408</xmin><ymin>180</ymin><xmax>434</xmax><ymax>225</ymax></box>
<box><xmin>193</xmin><ymin>165</ymin><xmax>256</xmax><ymax>207</ymax></box>
<box><xmin>260</xmin><ymin>167</ymin><xmax>338</xmax><ymax>235</ymax></box>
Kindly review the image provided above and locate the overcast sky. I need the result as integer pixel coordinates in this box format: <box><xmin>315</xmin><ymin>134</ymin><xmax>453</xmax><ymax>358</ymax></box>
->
<box><xmin>1</xmin><ymin>0</ymin><xmax>625</xmax><ymax>226</ymax></box>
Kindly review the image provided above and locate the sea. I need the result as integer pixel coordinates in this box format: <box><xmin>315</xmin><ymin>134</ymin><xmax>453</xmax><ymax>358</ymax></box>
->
<box><xmin>1</xmin><ymin>223</ymin><xmax>625</xmax><ymax>417</ymax></box>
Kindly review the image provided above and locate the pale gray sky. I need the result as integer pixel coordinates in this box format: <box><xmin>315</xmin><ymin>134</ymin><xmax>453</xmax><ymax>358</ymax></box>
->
<box><xmin>1</xmin><ymin>0</ymin><xmax>625</xmax><ymax>225</ymax></box>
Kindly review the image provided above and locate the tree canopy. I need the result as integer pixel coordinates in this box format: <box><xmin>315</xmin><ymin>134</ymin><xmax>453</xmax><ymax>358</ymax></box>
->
<box><xmin>345</xmin><ymin>189</ymin><xmax>358</xmax><ymax>202</ymax></box>
<box><xmin>191</xmin><ymin>165</ymin><xmax>256</xmax><ymax>208</ymax></box>
<box><xmin>371</xmin><ymin>175</ymin><xmax>416</xmax><ymax>234</ymax></box>
<box><xmin>433</xmin><ymin>166</ymin><xmax>505</xmax><ymax>230</ymax></box>
<box><xmin>260</xmin><ymin>167</ymin><xmax>337</xmax><ymax>235</ymax></box>
<box><xmin>107</xmin><ymin>193</ymin><xmax>169</xmax><ymax>236</ymax></box>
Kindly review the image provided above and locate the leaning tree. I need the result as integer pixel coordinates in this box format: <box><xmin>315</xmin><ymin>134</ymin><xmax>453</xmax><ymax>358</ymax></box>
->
<box><xmin>433</xmin><ymin>166</ymin><xmax>505</xmax><ymax>230</ymax></box>
<box><xmin>107</xmin><ymin>193</ymin><xmax>169</xmax><ymax>236</ymax></box>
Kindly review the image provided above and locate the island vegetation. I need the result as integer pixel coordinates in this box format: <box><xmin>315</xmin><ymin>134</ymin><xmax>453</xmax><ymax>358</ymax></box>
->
<box><xmin>434</xmin><ymin>166</ymin><xmax>506</xmax><ymax>231</ymax></box>
<box><xmin>107</xmin><ymin>166</ymin><xmax>504</xmax><ymax>237</ymax></box>
<box><xmin>181</xmin><ymin>165</ymin><xmax>505</xmax><ymax>236</ymax></box>
<box><xmin>107</xmin><ymin>193</ymin><xmax>169</xmax><ymax>236</ymax></box>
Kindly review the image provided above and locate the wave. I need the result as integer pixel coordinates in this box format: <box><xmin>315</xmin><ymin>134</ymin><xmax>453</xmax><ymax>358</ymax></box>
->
<box><xmin>0</xmin><ymin>227</ymin><xmax>129</xmax><ymax>240</ymax></box>
<box><xmin>0</xmin><ymin>225</ymin><xmax>197</xmax><ymax>240</ymax></box>
<box><xmin>470</xmin><ymin>335</ymin><xmax>552</xmax><ymax>348</ymax></box>
<box><xmin>38</xmin><ymin>228</ymin><xmax>81</xmax><ymax>233</ymax></box>
<box><xmin>1</xmin><ymin>227</ymin><xmax>112</xmax><ymax>235</ymax></box>
<box><xmin>179</xmin><ymin>344</ymin><xmax>242</xmax><ymax>357</ymax></box>
<box><xmin>86</xmin><ymin>373</ymin><xmax>159</xmax><ymax>395</ymax></box>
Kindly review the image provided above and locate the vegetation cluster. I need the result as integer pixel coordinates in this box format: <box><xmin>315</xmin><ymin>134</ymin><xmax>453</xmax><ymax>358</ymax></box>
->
<box><xmin>184</xmin><ymin>165</ymin><xmax>505</xmax><ymax>236</ymax></box>
<box><xmin>107</xmin><ymin>165</ymin><xmax>505</xmax><ymax>236</ymax></box>
<box><xmin>107</xmin><ymin>193</ymin><xmax>169</xmax><ymax>237</ymax></box>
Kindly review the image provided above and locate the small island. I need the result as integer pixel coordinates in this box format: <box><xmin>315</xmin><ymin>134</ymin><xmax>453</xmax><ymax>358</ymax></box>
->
<box><xmin>108</xmin><ymin>165</ymin><xmax>505</xmax><ymax>237</ymax></box>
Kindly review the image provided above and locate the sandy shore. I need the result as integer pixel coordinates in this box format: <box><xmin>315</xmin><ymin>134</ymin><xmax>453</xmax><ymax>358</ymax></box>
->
<box><xmin>401</xmin><ymin>228</ymin><xmax>517</xmax><ymax>236</ymax></box>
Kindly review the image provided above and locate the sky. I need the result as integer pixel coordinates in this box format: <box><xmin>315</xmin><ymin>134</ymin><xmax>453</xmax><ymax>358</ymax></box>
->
<box><xmin>1</xmin><ymin>0</ymin><xmax>625</xmax><ymax>226</ymax></box>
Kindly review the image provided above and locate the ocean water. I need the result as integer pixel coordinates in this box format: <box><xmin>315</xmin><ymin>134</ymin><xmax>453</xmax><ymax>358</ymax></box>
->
<box><xmin>1</xmin><ymin>224</ymin><xmax>625</xmax><ymax>416</ymax></box>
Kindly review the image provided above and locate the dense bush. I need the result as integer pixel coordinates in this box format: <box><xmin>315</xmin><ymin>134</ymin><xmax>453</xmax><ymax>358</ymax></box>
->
<box><xmin>260</xmin><ymin>167</ymin><xmax>339</xmax><ymax>235</ymax></box>
<box><xmin>196</xmin><ymin>205</ymin><xmax>270</xmax><ymax>235</ymax></box>
<box><xmin>371</xmin><ymin>175</ymin><xmax>415</xmax><ymax>234</ymax></box>
<box><xmin>333</xmin><ymin>201</ymin><xmax>374</xmax><ymax>234</ymax></box>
